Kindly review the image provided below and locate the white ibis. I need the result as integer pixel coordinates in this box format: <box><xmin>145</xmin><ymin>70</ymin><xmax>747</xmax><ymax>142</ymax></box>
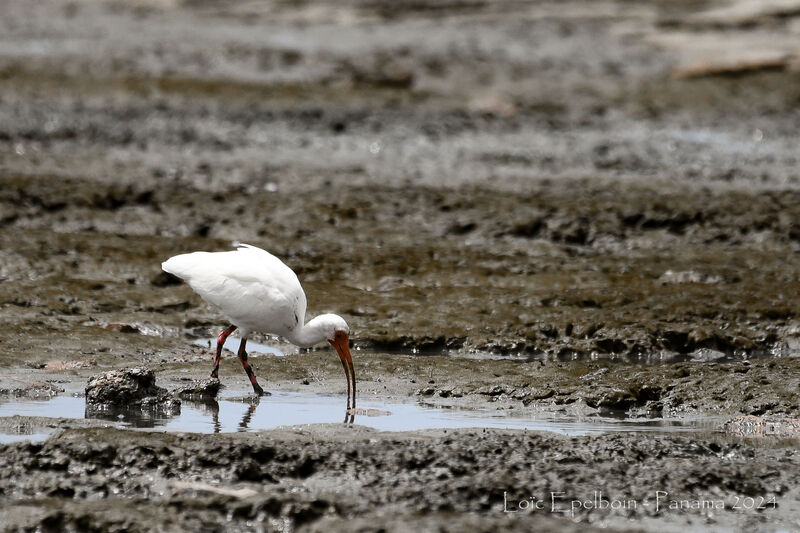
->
<box><xmin>161</xmin><ymin>244</ymin><xmax>355</xmax><ymax>407</ymax></box>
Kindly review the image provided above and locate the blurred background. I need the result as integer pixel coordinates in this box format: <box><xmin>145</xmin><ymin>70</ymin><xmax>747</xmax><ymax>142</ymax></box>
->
<box><xmin>1</xmin><ymin>0</ymin><xmax>800</xmax><ymax>361</ymax></box>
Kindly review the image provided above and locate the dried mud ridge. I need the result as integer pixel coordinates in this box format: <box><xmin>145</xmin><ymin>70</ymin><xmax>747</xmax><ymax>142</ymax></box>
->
<box><xmin>0</xmin><ymin>427</ymin><xmax>797</xmax><ymax>532</ymax></box>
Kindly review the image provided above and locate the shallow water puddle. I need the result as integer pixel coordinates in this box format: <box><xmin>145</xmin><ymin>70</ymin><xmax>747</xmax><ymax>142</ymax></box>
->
<box><xmin>0</xmin><ymin>392</ymin><xmax>720</xmax><ymax>441</ymax></box>
<box><xmin>0</xmin><ymin>431</ymin><xmax>52</xmax><ymax>444</ymax></box>
<box><xmin>192</xmin><ymin>337</ymin><xmax>284</xmax><ymax>356</ymax></box>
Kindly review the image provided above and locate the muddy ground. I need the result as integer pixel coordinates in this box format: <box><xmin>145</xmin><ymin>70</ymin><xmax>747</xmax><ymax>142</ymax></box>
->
<box><xmin>1</xmin><ymin>426</ymin><xmax>799</xmax><ymax>533</ymax></box>
<box><xmin>1</xmin><ymin>0</ymin><xmax>799</xmax><ymax>531</ymax></box>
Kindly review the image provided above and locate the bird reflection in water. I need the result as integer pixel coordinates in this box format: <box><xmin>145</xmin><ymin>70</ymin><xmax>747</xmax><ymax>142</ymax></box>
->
<box><xmin>199</xmin><ymin>399</ymin><xmax>259</xmax><ymax>433</ymax></box>
<box><xmin>186</xmin><ymin>399</ymin><xmax>259</xmax><ymax>433</ymax></box>
<box><xmin>238</xmin><ymin>400</ymin><xmax>258</xmax><ymax>431</ymax></box>
<box><xmin>187</xmin><ymin>399</ymin><xmax>222</xmax><ymax>433</ymax></box>
<box><xmin>187</xmin><ymin>396</ymin><xmax>359</xmax><ymax>432</ymax></box>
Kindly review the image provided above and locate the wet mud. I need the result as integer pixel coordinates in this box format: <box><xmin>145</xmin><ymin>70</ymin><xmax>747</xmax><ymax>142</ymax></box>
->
<box><xmin>1</xmin><ymin>426</ymin><xmax>799</xmax><ymax>532</ymax></box>
<box><xmin>1</xmin><ymin>0</ymin><xmax>799</xmax><ymax>531</ymax></box>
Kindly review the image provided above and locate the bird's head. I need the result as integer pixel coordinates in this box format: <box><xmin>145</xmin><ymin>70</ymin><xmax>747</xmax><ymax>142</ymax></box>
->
<box><xmin>316</xmin><ymin>313</ymin><xmax>352</xmax><ymax>373</ymax></box>
<box><xmin>306</xmin><ymin>313</ymin><xmax>355</xmax><ymax>408</ymax></box>
<box><xmin>306</xmin><ymin>313</ymin><xmax>350</xmax><ymax>351</ymax></box>
<box><xmin>310</xmin><ymin>313</ymin><xmax>349</xmax><ymax>341</ymax></box>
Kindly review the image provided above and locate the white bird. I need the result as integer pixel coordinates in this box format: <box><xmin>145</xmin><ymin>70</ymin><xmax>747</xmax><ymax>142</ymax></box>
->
<box><xmin>161</xmin><ymin>244</ymin><xmax>355</xmax><ymax>407</ymax></box>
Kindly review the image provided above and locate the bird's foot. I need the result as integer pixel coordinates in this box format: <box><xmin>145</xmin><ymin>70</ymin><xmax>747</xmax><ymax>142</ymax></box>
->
<box><xmin>252</xmin><ymin>384</ymin><xmax>268</xmax><ymax>396</ymax></box>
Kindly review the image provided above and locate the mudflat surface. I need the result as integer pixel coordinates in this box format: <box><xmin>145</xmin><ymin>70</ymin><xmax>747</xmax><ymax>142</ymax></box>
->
<box><xmin>1</xmin><ymin>426</ymin><xmax>799</xmax><ymax>532</ymax></box>
<box><xmin>1</xmin><ymin>0</ymin><xmax>799</xmax><ymax>531</ymax></box>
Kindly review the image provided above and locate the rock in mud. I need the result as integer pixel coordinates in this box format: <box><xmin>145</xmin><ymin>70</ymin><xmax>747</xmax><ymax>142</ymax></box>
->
<box><xmin>85</xmin><ymin>368</ymin><xmax>179</xmax><ymax>413</ymax></box>
<box><xmin>175</xmin><ymin>377</ymin><xmax>221</xmax><ymax>400</ymax></box>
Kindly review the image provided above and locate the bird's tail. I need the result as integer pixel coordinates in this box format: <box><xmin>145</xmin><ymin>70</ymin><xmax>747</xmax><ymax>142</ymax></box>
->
<box><xmin>161</xmin><ymin>252</ymin><xmax>204</xmax><ymax>281</ymax></box>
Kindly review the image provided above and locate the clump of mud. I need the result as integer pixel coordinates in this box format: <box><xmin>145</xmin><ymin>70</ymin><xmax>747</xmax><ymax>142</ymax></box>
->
<box><xmin>175</xmin><ymin>377</ymin><xmax>221</xmax><ymax>400</ymax></box>
<box><xmin>85</xmin><ymin>368</ymin><xmax>180</xmax><ymax>415</ymax></box>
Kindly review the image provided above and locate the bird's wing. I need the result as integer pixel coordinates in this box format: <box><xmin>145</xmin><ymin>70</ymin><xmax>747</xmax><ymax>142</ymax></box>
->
<box><xmin>163</xmin><ymin>245</ymin><xmax>307</xmax><ymax>334</ymax></box>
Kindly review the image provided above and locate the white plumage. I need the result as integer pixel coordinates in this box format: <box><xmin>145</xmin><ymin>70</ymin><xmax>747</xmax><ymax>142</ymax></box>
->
<box><xmin>162</xmin><ymin>244</ymin><xmax>355</xmax><ymax>405</ymax></box>
<box><xmin>162</xmin><ymin>244</ymin><xmax>306</xmax><ymax>339</ymax></box>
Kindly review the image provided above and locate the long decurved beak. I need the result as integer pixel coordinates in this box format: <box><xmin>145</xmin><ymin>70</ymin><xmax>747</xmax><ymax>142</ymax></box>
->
<box><xmin>329</xmin><ymin>334</ymin><xmax>356</xmax><ymax>409</ymax></box>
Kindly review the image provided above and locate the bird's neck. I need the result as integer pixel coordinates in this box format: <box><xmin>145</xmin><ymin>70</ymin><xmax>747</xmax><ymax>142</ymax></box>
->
<box><xmin>287</xmin><ymin>317</ymin><xmax>327</xmax><ymax>348</ymax></box>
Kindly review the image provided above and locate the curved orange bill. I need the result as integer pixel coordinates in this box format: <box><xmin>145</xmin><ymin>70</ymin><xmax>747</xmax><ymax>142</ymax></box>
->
<box><xmin>329</xmin><ymin>333</ymin><xmax>356</xmax><ymax>409</ymax></box>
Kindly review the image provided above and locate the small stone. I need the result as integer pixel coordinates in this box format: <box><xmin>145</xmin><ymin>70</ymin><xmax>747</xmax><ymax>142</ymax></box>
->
<box><xmin>175</xmin><ymin>377</ymin><xmax>221</xmax><ymax>399</ymax></box>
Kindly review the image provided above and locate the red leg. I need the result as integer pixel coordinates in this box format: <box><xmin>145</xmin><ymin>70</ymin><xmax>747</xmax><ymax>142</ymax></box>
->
<box><xmin>211</xmin><ymin>325</ymin><xmax>237</xmax><ymax>378</ymax></box>
<box><xmin>237</xmin><ymin>338</ymin><xmax>265</xmax><ymax>396</ymax></box>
